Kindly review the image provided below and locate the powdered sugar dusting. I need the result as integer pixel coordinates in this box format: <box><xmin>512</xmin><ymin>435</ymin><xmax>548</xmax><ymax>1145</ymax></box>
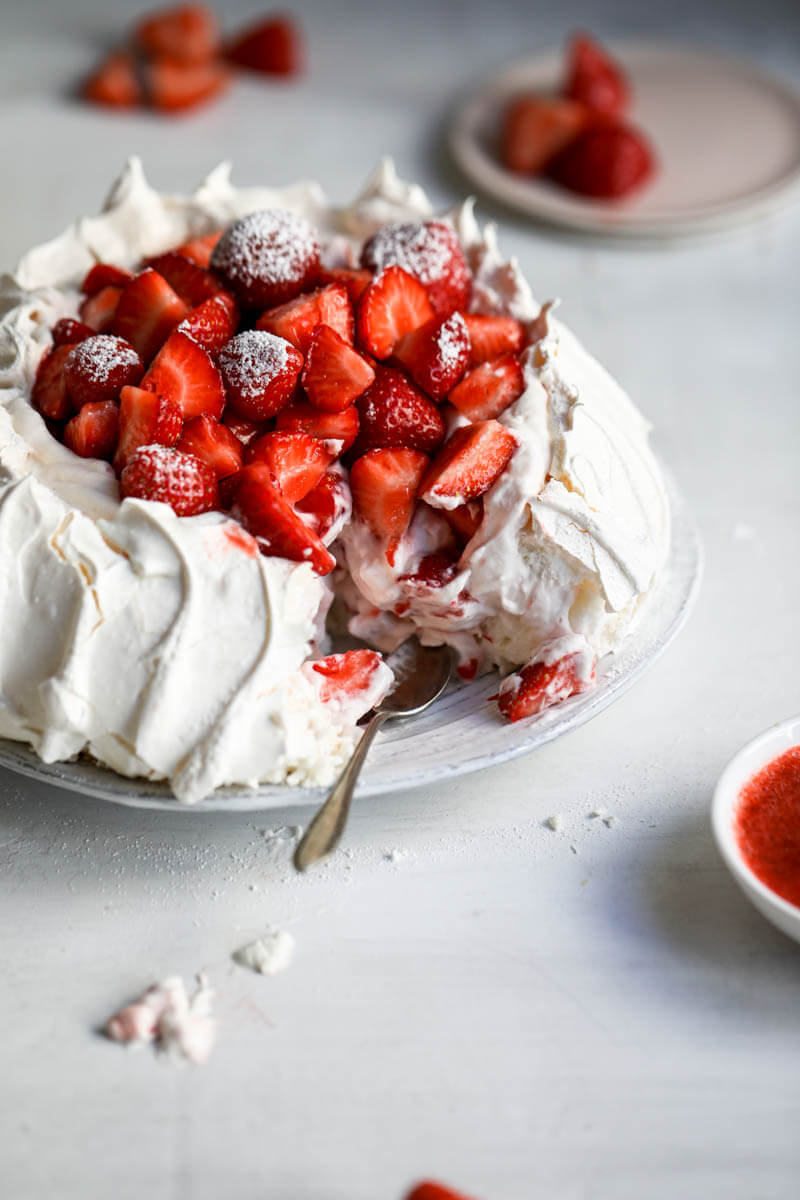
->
<box><xmin>363</xmin><ymin>220</ymin><xmax>456</xmax><ymax>287</ymax></box>
<box><xmin>211</xmin><ymin>210</ymin><xmax>319</xmax><ymax>302</ymax></box>
<box><xmin>65</xmin><ymin>334</ymin><xmax>140</xmax><ymax>384</ymax></box>
<box><xmin>121</xmin><ymin>445</ymin><xmax>216</xmax><ymax>516</ymax></box>
<box><xmin>436</xmin><ymin>312</ymin><xmax>468</xmax><ymax>370</ymax></box>
<box><xmin>218</xmin><ymin>330</ymin><xmax>292</xmax><ymax>400</ymax></box>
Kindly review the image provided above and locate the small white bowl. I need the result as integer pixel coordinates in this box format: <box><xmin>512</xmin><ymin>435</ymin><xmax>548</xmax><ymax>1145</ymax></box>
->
<box><xmin>712</xmin><ymin>715</ymin><xmax>800</xmax><ymax>945</ymax></box>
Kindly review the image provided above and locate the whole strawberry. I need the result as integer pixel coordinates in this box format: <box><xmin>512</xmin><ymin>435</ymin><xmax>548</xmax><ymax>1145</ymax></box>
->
<box><xmin>120</xmin><ymin>444</ymin><xmax>219</xmax><ymax>516</ymax></box>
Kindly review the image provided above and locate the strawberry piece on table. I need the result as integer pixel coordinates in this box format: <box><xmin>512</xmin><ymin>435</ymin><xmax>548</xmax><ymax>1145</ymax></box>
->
<box><xmin>548</xmin><ymin>123</ymin><xmax>655</xmax><ymax>198</ymax></box>
<box><xmin>296</xmin><ymin>471</ymin><xmax>350</xmax><ymax>540</ymax></box>
<box><xmin>564</xmin><ymin>33</ymin><xmax>629</xmax><ymax>117</ymax></box>
<box><xmin>211</xmin><ymin>210</ymin><xmax>320</xmax><ymax>310</ymax></box>
<box><xmin>145</xmin><ymin>252</ymin><xmax>223</xmax><ymax>307</ymax></box>
<box><xmin>257</xmin><ymin>283</ymin><xmax>353</xmax><ymax>353</ymax></box>
<box><xmin>311</xmin><ymin>649</ymin><xmax>384</xmax><ymax>704</ymax></box>
<box><xmin>316</xmin><ymin>267</ymin><xmax>373</xmax><ymax>305</ymax></box>
<box><xmin>356</xmin><ymin>266</ymin><xmax>434</xmax><ymax>361</ymax></box>
<box><xmin>462</xmin><ymin>313</ymin><xmax>525</xmax><ymax>366</ymax></box>
<box><xmin>442</xmin><ymin>498</ymin><xmax>483</xmax><ymax>545</ymax></box>
<box><xmin>142</xmin><ymin>329</ymin><xmax>225</xmax><ymax>419</ymax></box>
<box><xmin>177</xmin><ymin>292</ymin><xmax>239</xmax><ymax>352</ymax></box>
<box><xmin>114</xmin><ymin>384</ymin><xmax>183</xmax><ymax>471</ymax></box>
<box><xmin>497</xmin><ymin>649</ymin><xmax>596</xmax><ymax>722</ymax></box>
<box><xmin>350</xmin><ymin>446</ymin><xmax>429</xmax><ymax>559</ymax></box>
<box><xmin>275</xmin><ymin>401</ymin><xmax>360</xmax><ymax>454</ymax></box>
<box><xmin>393</xmin><ymin>311</ymin><xmax>470</xmax><ymax>400</ymax></box>
<box><xmin>120</xmin><ymin>444</ymin><xmax>218</xmax><ymax>517</ymax></box>
<box><xmin>361</xmin><ymin>221</ymin><xmax>471</xmax><ymax>317</ymax></box>
<box><xmin>245</xmin><ymin>431</ymin><xmax>333</xmax><ymax>503</ymax></box>
<box><xmin>63</xmin><ymin>400</ymin><xmax>120</xmax><ymax>461</ymax></box>
<box><xmin>501</xmin><ymin>96</ymin><xmax>588</xmax><ymax>175</ymax></box>
<box><xmin>218</xmin><ymin>330</ymin><xmax>303</xmax><ymax>421</ymax></box>
<box><xmin>52</xmin><ymin>318</ymin><xmax>95</xmax><ymax>347</ymax></box>
<box><xmin>176</xmin><ymin>415</ymin><xmax>243</xmax><ymax>479</ymax></box>
<box><xmin>354</xmin><ymin>365</ymin><xmax>445</xmax><ymax>456</ymax></box>
<box><xmin>82</xmin><ymin>51</ymin><xmax>143</xmax><ymax>109</ymax></box>
<box><xmin>79</xmin><ymin>285</ymin><xmax>123</xmax><ymax>333</ymax></box>
<box><xmin>226</xmin><ymin>15</ymin><xmax>303</xmax><ymax>76</ymax></box>
<box><xmin>63</xmin><ymin>334</ymin><xmax>144</xmax><ymax>408</ymax></box>
<box><xmin>419</xmin><ymin>420</ymin><xmax>517</xmax><ymax>508</ymax></box>
<box><xmin>232</xmin><ymin>464</ymin><xmax>335</xmax><ymax>574</ymax></box>
<box><xmin>135</xmin><ymin>4</ymin><xmax>220</xmax><ymax>63</ymax></box>
<box><xmin>31</xmin><ymin>346</ymin><xmax>77</xmax><ymax>422</ymax></box>
<box><xmin>112</xmin><ymin>269</ymin><xmax>189</xmax><ymax>363</ymax></box>
<box><xmin>405</xmin><ymin>1182</ymin><xmax>476</xmax><ymax>1200</ymax></box>
<box><xmin>448</xmin><ymin>355</ymin><xmax>524</xmax><ymax>421</ymax></box>
<box><xmin>301</xmin><ymin>325</ymin><xmax>375</xmax><ymax>412</ymax></box>
<box><xmin>145</xmin><ymin>57</ymin><xmax>231</xmax><ymax>114</ymax></box>
<box><xmin>81</xmin><ymin>263</ymin><xmax>133</xmax><ymax>296</ymax></box>
<box><xmin>173</xmin><ymin>231</ymin><xmax>223</xmax><ymax>267</ymax></box>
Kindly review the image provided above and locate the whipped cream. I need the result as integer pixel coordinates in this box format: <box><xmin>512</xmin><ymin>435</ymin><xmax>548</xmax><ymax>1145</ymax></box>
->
<box><xmin>233</xmin><ymin>928</ymin><xmax>295</xmax><ymax>976</ymax></box>
<box><xmin>106</xmin><ymin>974</ymin><xmax>215</xmax><ymax>1064</ymax></box>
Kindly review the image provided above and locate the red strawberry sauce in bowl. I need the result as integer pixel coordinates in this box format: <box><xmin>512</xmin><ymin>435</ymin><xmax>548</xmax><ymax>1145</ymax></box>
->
<box><xmin>713</xmin><ymin>716</ymin><xmax>800</xmax><ymax>944</ymax></box>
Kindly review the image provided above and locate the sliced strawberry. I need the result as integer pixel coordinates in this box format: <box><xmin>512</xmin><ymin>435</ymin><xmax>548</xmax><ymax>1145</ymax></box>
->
<box><xmin>63</xmin><ymin>400</ymin><xmax>119</xmax><ymax>461</ymax></box>
<box><xmin>81</xmin><ymin>263</ymin><xmax>133</xmax><ymax>296</ymax></box>
<box><xmin>442</xmin><ymin>498</ymin><xmax>483</xmax><ymax>545</ymax></box>
<box><xmin>135</xmin><ymin>4</ymin><xmax>220</xmax><ymax>63</ymax></box>
<box><xmin>275</xmin><ymin>401</ymin><xmax>359</xmax><ymax>454</ymax></box>
<box><xmin>393</xmin><ymin>311</ymin><xmax>470</xmax><ymax>400</ymax></box>
<box><xmin>114</xmin><ymin>384</ymin><xmax>183</xmax><ymax>471</ymax></box>
<box><xmin>405</xmin><ymin>1182</ymin><xmax>475</xmax><ymax>1200</ymax></box>
<box><xmin>497</xmin><ymin>649</ymin><xmax>596</xmax><ymax>721</ymax></box>
<box><xmin>311</xmin><ymin>649</ymin><xmax>384</xmax><ymax>704</ymax></box>
<box><xmin>176</xmin><ymin>414</ymin><xmax>243</xmax><ymax>479</ymax></box>
<box><xmin>419</xmin><ymin>420</ymin><xmax>517</xmax><ymax>508</ymax></box>
<box><xmin>222</xmin><ymin>413</ymin><xmax>266</xmax><ymax>446</ymax></box>
<box><xmin>399</xmin><ymin>552</ymin><xmax>460</xmax><ymax>589</ymax></box>
<box><xmin>173</xmin><ymin>230</ymin><xmax>223</xmax><ymax>267</ymax></box>
<box><xmin>361</xmin><ymin>221</ymin><xmax>471</xmax><ymax>317</ymax></box>
<box><xmin>145</xmin><ymin>252</ymin><xmax>223</xmax><ymax>307</ymax></box>
<box><xmin>64</xmin><ymin>334</ymin><xmax>144</xmax><ymax>408</ymax></box>
<box><xmin>296</xmin><ymin>470</ymin><xmax>350</xmax><ymax>540</ymax></box>
<box><xmin>79</xmin><ymin>285</ymin><xmax>123</xmax><ymax>333</ymax></box>
<box><xmin>350</xmin><ymin>447</ymin><xmax>429</xmax><ymax>558</ymax></box>
<box><xmin>112</xmin><ymin>269</ymin><xmax>189</xmax><ymax>363</ymax></box>
<box><xmin>245</xmin><ymin>430</ymin><xmax>333</xmax><ymax>503</ymax></box>
<box><xmin>145</xmin><ymin>57</ymin><xmax>231</xmax><ymax>114</ymax></box>
<box><xmin>301</xmin><ymin>325</ymin><xmax>375</xmax><ymax>413</ymax></box>
<box><xmin>501</xmin><ymin>96</ymin><xmax>588</xmax><ymax>175</ymax></box>
<box><xmin>256</xmin><ymin>282</ymin><xmax>353</xmax><ymax>353</ymax></box>
<box><xmin>316</xmin><ymin>267</ymin><xmax>373</xmax><ymax>304</ymax></box>
<box><xmin>120</xmin><ymin>444</ymin><xmax>218</xmax><ymax>516</ymax></box>
<box><xmin>448</xmin><ymin>355</ymin><xmax>524</xmax><ymax>421</ymax></box>
<box><xmin>82</xmin><ymin>51</ymin><xmax>143</xmax><ymax>109</ymax></box>
<box><xmin>211</xmin><ymin>210</ymin><xmax>320</xmax><ymax>311</ymax></box>
<box><xmin>354</xmin><ymin>365</ymin><xmax>445</xmax><ymax>456</ymax></box>
<box><xmin>548</xmin><ymin>123</ymin><xmax>655</xmax><ymax>198</ymax></box>
<box><xmin>226</xmin><ymin>15</ymin><xmax>303</xmax><ymax>76</ymax></box>
<box><xmin>177</xmin><ymin>292</ymin><xmax>239</xmax><ymax>352</ymax></box>
<box><xmin>218</xmin><ymin>330</ymin><xmax>303</xmax><ymax>421</ymax></box>
<box><xmin>564</xmin><ymin>34</ymin><xmax>628</xmax><ymax>117</ymax></box>
<box><xmin>141</xmin><ymin>329</ymin><xmax>225</xmax><ymax>419</ymax></box>
<box><xmin>356</xmin><ymin>266</ymin><xmax>434</xmax><ymax>361</ymax></box>
<box><xmin>52</xmin><ymin>318</ymin><xmax>95</xmax><ymax>347</ymax></box>
<box><xmin>462</xmin><ymin>313</ymin><xmax>525</xmax><ymax>366</ymax></box>
<box><xmin>232</xmin><ymin>464</ymin><xmax>335</xmax><ymax>574</ymax></box>
<box><xmin>31</xmin><ymin>346</ymin><xmax>76</xmax><ymax>422</ymax></box>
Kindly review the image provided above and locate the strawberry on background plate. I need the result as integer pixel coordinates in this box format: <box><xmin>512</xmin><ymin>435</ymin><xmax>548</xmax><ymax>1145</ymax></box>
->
<box><xmin>361</xmin><ymin>221</ymin><xmax>471</xmax><ymax>317</ymax></box>
<box><xmin>82</xmin><ymin>51</ymin><xmax>143</xmax><ymax>109</ymax></box>
<box><xmin>120</xmin><ymin>444</ymin><xmax>219</xmax><ymax>516</ymax></box>
<box><xmin>564</xmin><ymin>33</ymin><xmax>629</xmax><ymax>117</ymax></box>
<box><xmin>548</xmin><ymin>122</ymin><xmax>655</xmax><ymax>198</ymax></box>
<box><xmin>501</xmin><ymin>95</ymin><xmax>588</xmax><ymax>175</ymax></box>
<box><xmin>145</xmin><ymin>57</ymin><xmax>231</xmax><ymax>114</ymax></box>
<box><xmin>134</xmin><ymin>4</ymin><xmax>220</xmax><ymax>64</ymax></box>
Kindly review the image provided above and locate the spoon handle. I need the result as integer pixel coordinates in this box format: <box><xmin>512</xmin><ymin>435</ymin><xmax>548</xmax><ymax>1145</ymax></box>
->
<box><xmin>293</xmin><ymin>710</ymin><xmax>390</xmax><ymax>872</ymax></box>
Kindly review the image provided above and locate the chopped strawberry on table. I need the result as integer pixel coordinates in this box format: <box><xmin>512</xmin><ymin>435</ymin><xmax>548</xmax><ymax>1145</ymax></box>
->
<box><xmin>245</xmin><ymin>431</ymin><xmax>334</xmax><ymax>503</ymax></box>
<box><xmin>354</xmin><ymin>366</ymin><xmax>445</xmax><ymax>456</ymax></box>
<box><xmin>63</xmin><ymin>335</ymin><xmax>144</xmax><ymax>408</ymax></box>
<box><xmin>120</xmin><ymin>444</ymin><xmax>219</xmax><ymax>516</ymax></box>
<box><xmin>548</xmin><ymin>123</ymin><xmax>655</xmax><ymax>198</ymax></box>
<box><xmin>462</xmin><ymin>313</ymin><xmax>525</xmax><ymax>366</ymax></box>
<box><xmin>563</xmin><ymin>33</ymin><xmax>629</xmax><ymax>117</ymax></box>
<box><xmin>134</xmin><ymin>4</ymin><xmax>220</xmax><ymax>64</ymax></box>
<box><xmin>145</xmin><ymin>57</ymin><xmax>231</xmax><ymax>113</ymax></box>
<box><xmin>257</xmin><ymin>283</ymin><xmax>354</xmax><ymax>353</ymax></box>
<box><xmin>448</xmin><ymin>354</ymin><xmax>524</xmax><ymax>421</ymax></box>
<box><xmin>63</xmin><ymin>400</ymin><xmax>120</xmax><ymax>461</ymax></box>
<box><xmin>393</xmin><ymin>311</ymin><xmax>471</xmax><ymax>400</ymax></box>
<box><xmin>226</xmin><ymin>14</ymin><xmax>304</xmax><ymax>76</ymax></box>
<box><xmin>111</xmin><ymin>269</ymin><xmax>189</xmax><ymax>363</ymax></box>
<box><xmin>356</xmin><ymin>266</ymin><xmax>434</xmax><ymax>361</ymax></box>
<box><xmin>361</xmin><ymin>220</ymin><xmax>471</xmax><ymax>317</ymax></box>
<box><xmin>114</xmin><ymin>384</ymin><xmax>183</xmax><ymax>471</ymax></box>
<box><xmin>217</xmin><ymin>330</ymin><xmax>303</xmax><ymax>421</ymax></box>
<box><xmin>301</xmin><ymin>325</ymin><xmax>375</xmax><ymax>412</ymax></box>
<box><xmin>349</xmin><ymin>446</ymin><xmax>429</xmax><ymax>562</ymax></box>
<box><xmin>141</xmin><ymin>329</ymin><xmax>225</xmax><ymax>419</ymax></box>
<box><xmin>497</xmin><ymin>647</ymin><xmax>597</xmax><ymax>721</ymax></box>
<box><xmin>275</xmin><ymin>401</ymin><xmax>360</xmax><ymax>454</ymax></box>
<box><xmin>82</xmin><ymin>51</ymin><xmax>143</xmax><ymax>109</ymax></box>
<box><xmin>211</xmin><ymin>210</ymin><xmax>320</xmax><ymax>310</ymax></box>
<box><xmin>231</xmin><ymin>464</ymin><xmax>335</xmax><ymax>574</ymax></box>
<box><xmin>419</xmin><ymin>420</ymin><xmax>518</xmax><ymax>508</ymax></box>
<box><xmin>501</xmin><ymin>95</ymin><xmax>589</xmax><ymax>175</ymax></box>
<box><xmin>176</xmin><ymin>414</ymin><xmax>243</xmax><ymax>479</ymax></box>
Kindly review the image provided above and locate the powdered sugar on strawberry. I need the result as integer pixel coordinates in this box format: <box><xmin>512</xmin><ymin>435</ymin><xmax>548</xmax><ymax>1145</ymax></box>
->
<box><xmin>218</xmin><ymin>329</ymin><xmax>288</xmax><ymax>398</ymax></box>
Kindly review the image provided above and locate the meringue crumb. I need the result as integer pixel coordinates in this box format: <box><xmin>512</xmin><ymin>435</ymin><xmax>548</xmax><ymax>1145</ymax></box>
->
<box><xmin>588</xmin><ymin>808</ymin><xmax>607</xmax><ymax>820</ymax></box>
<box><xmin>233</xmin><ymin>928</ymin><xmax>295</xmax><ymax>976</ymax></box>
<box><xmin>105</xmin><ymin>974</ymin><xmax>215</xmax><ymax>1065</ymax></box>
<box><xmin>544</xmin><ymin>815</ymin><xmax>562</xmax><ymax>832</ymax></box>
<box><xmin>383</xmin><ymin>848</ymin><xmax>404</xmax><ymax>862</ymax></box>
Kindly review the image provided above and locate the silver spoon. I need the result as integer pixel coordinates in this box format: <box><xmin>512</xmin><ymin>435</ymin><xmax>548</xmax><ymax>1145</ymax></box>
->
<box><xmin>293</xmin><ymin>641</ymin><xmax>453</xmax><ymax>872</ymax></box>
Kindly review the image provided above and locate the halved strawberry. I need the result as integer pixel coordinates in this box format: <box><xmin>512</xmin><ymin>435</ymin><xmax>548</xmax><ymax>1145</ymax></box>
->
<box><xmin>226</xmin><ymin>15</ymin><xmax>303</xmax><ymax>76</ymax></box>
<box><xmin>361</xmin><ymin>221</ymin><xmax>471</xmax><ymax>317</ymax></box>
<box><xmin>135</xmin><ymin>4</ymin><xmax>220</xmax><ymax>63</ymax></box>
<box><xmin>145</xmin><ymin>252</ymin><xmax>223</xmax><ymax>307</ymax></box>
<box><xmin>497</xmin><ymin>649</ymin><xmax>596</xmax><ymax>722</ymax></box>
<box><xmin>356</xmin><ymin>266</ymin><xmax>434</xmax><ymax>361</ymax></box>
<box><xmin>82</xmin><ymin>51</ymin><xmax>143</xmax><ymax>109</ymax></box>
<box><xmin>393</xmin><ymin>311</ymin><xmax>470</xmax><ymax>399</ymax></box>
<box><xmin>301</xmin><ymin>325</ymin><xmax>375</xmax><ymax>412</ymax></box>
<box><xmin>354</xmin><ymin>366</ymin><xmax>445</xmax><ymax>456</ymax></box>
<box><xmin>112</xmin><ymin>269</ymin><xmax>189</xmax><ymax>363</ymax></box>
<box><xmin>448</xmin><ymin>354</ymin><xmax>524</xmax><ymax>421</ymax></box>
<box><xmin>442</xmin><ymin>498</ymin><xmax>483</xmax><ymax>545</ymax></box>
<box><xmin>63</xmin><ymin>400</ymin><xmax>119</xmax><ymax>461</ymax></box>
<box><xmin>141</xmin><ymin>328</ymin><xmax>225</xmax><ymax>419</ymax></box>
<box><xmin>275</xmin><ymin>402</ymin><xmax>360</xmax><ymax>454</ymax></box>
<box><xmin>501</xmin><ymin>96</ymin><xmax>588</xmax><ymax>175</ymax></box>
<box><xmin>81</xmin><ymin>263</ymin><xmax>133</xmax><ymax>296</ymax></box>
<box><xmin>31</xmin><ymin>346</ymin><xmax>77</xmax><ymax>422</ymax></box>
<box><xmin>462</xmin><ymin>313</ymin><xmax>525</xmax><ymax>366</ymax></box>
<box><xmin>218</xmin><ymin>330</ymin><xmax>303</xmax><ymax>421</ymax></box>
<box><xmin>79</xmin><ymin>285</ymin><xmax>123</xmax><ymax>333</ymax></box>
<box><xmin>311</xmin><ymin>649</ymin><xmax>384</xmax><ymax>704</ymax></box>
<box><xmin>222</xmin><ymin>413</ymin><xmax>266</xmax><ymax>446</ymax></box>
<box><xmin>419</xmin><ymin>420</ymin><xmax>517</xmax><ymax>508</ymax></box>
<box><xmin>176</xmin><ymin>414</ymin><xmax>243</xmax><ymax>479</ymax></box>
<box><xmin>173</xmin><ymin>230</ymin><xmax>222</xmax><ymax>267</ymax></box>
<box><xmin>350</xmin><ymin>447</ymin><xmax>429</xmax><ymax>559</ymax></box>
<box><xmin>120</xmin><ymin>444</ymin><xmax>218</xmax><ymax>516</ymax></box>
<box><xmin>114</xmin><ymin>384</ymin><xmax>183</xmax><ymax>471</ymax></box>
<box><xmin>232</xmin><ymin>464</ymin><xmax>335</xmax><ymax>574</ymax></box>
<box><xmin>564</xmin><ymin>34</ymin><xmax>628</xmax><ymax>117</ymax></box>
<box><xmin>548</xmin><ymin>123</ymin><xmax>655</xmax><ymax>198</ymax></box>
<box><xmin>177</xmin><ymin>292</ymin><xmax>239</xmax><ymax>352</ymax></box>
<box><xmin>211</xmin><ymin>210</ymin><xmax>320</xmax><ymax>311</ymax></box>
<box><xmin>245</xmin><ymin>430</ymin><xmax>333</xmax><ymax>503</ymax></box>
<box><xmin>145</xmin><ymin>57</ymin><xmax>230</xmax><ymax>114</ymax></box>
<box><xmin>256</xmin><ymin>282</ymin><xmax>353</xmax><ymax>353</ymax></box>
<box><xmin>64</xmin><ymin>334</ymin><xmax>144</xmax><ymax>408</ymax></box>
<box><xmin>52</xmin><ymin>318</ymin><xmax>95</xmax><ymax>347</ymax></box>
<box><xmin>296</xmin><ymin>470</ymin><xmax>350</xmax><ymax>540</ymax></box>
<box><xmin>316</xmin><ymin>267</ymin><xmax>373</xmax><ymax>304</ymax></box>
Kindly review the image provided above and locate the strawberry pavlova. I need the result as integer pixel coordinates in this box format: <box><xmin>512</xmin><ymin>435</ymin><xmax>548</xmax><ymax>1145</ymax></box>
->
<box><xmin>0</xmin><ymin>159</ymin><xmax>669</xmax><ymax>802</ymax></box>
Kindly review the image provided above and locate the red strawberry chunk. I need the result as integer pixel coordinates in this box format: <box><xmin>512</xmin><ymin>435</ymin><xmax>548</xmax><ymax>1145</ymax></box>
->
<box><xmin>245</xmin><ymin>431</ymin><xmax>333</xmax><ymax>503</ymax></box>
<box><xmin>121</xmin><ymin>445</ymin><xmax>218</xmax><ymax>517</ymax></box>
<box><xmin>52</xmin><ymin>318</ymin><xmax>95</xmax><ymax>347</ymax></box>
<box><xmin>141</xmin><ymin>328</ymin><xmax>224</xmax><ymax>420</ymax></box>
<box><xmin>350</xmin><ymin>447</ymin><xmax>429</xmax><ymax>556</ymax></box>
<box><xmin>393</xmin><ymin>311</ymin><xmax>470</xmax><ymax>400</ymax></box>
<box><xmin>232</xmin><ymin>464</ymin><xmax>335</xmax><ymax>574</ymax></box>
<box><xmin>64</xmin><ymin>334</ymin><xmax>144</xmax><ymax>408</ymax></box>
<box><xmin>63</xmin><ymin>400</ymin><xmax>120</xmax><ymax>461</ymax></box>
<box><xmin>564</xmin><ymin>34</ymin><xmax>628</xmax><ymax>117</ymax></box>
<box><xmin>81</xmin><ymin>263</ymin><xmax>133</xmax><ymax>296</ymax></box>
<box><xmin>31</xmin><ymin>346</ymin><xmax>77</xmax><ymax>422</ymax></box>
<box><xmin>549</xmin><ymin>123</ymin><xmax>655</xmax><ymax>198</ymax></box>
<box><xmin>82</xmin><ymin>51</ymin><xmax>143</xmax><ymax>109</ymax></box>
<box><xmin>145</xmin><ymin>252</ymin><xmax>224</xmax><ymax>307</ymax></box>
<box><xmin>463</xmin><ymin>313</ymin><xmax>525</xmax><ymax>365</ymax></box>
<box><xmin>174</xmin><ymin>230</ymin><xmax>223</xmax><ymax>267</ymax></box>
<box><xmin>497</xmin><ymin>649</ymin><xmax>596</xmax><ymax>722</ymax></box>
<box><xmin>176</xmin><ymin>415</ymin><xmax>243</xmax><ymax>479</ymax></box>
<box><xmin>296</xmin><ymin>470</ymin><xmax>350</xmax><ymax>540</ymax></box>
<box><xmin>79</xmin><ymin>285</ymin><xmax>123</xmax><ymax>333</ymax></box>
<box><xmin>311</xmin><ymin>649</ymin><xmax>384</xmax><ymax>704</ymax></box>
<box><xmin>115</xmin><ymin>384</ymin><xmax>183</xmax><ymax>471</ymax></box>
<box><xmin>420</xmin><ymin>420</ymin><xmax>517</xmax><ymax>508</ymax></box>
<box><xmin>399</xmin><ymin>551</ymin><xmax>461</xmax><ymax>589</ymax></box>
<box><xmin>442</xmin><ymin>498</ymin><xmax>483</xmax><ymax>545</ymax></box>
<box><xmin>501</xmin><ymin>96</ymin><xmax>588</xmax><ymax>175</ymax></box>
<box><xmin>354</xmin><ymin>365</ymin><xmax>445</xmax><ymax>456</ymax></box>
<box><xmin>356</xmin><ymin>266</ymin><xmax>434</xmax><ymax>361</ymax></box>
<box><xmin>405</xmin><ymin>1182</ymin><xmax>476</xmax><ymax>1200</ymax></box>
<box><xmin>177</xmin><ymin>292</ymin><xmax>239</xmax><ymax>352</ymax></box>
<box><xmin>448</xmin><ymin>354</ymin><xmax>524</xmax><ymax>421</ymax></box>
<box><xmin>211</xmin><ymin>210</ymin><xmax>320</xmax><ymax>311</ymax></box>
<box><xmin>135</xmin><ymin>4</ymin><xmax>220</xmax><ymax>63</ymax></box>
<box><xmin>361</xmin><ymin>221</ymin><xmax>471</xmax><ymax>317</ymax></box>
<box><xmin>316</xmin><ymin>267</ymin><xmax>373</xmax><ymax>304</ymax></box>
<box><xmin>218</xmin><ymin>330</ymin><xmax>303</xmax><ymax>421</ymax></box>
<box><xmin>145</xmin><ymin>57</ymin><xmax>230</xmax><ymax>114</ymax></box>
<box><xmin>222</xmin><ymin>413</ymin><xmax>266</xmax><ymax>447</ymax></box>
<box><xmin>226</xmin><ymin>15</ymin><xmax>303</xmax><ymax>76</ymax></box>
<box><xmin>112</xmin><ymin>269</ymin><xmax>189</xmax><ymax>363</ymax></box>
<box><xmin>275</xmin><ymin>401</ymin><xmax>360</xmax><ymax>454</ymax></box>
<box><xmin>301</xmin><ymin>325</ymin><xmax>375</xmax><ymax>413</ymax></box>
<box><xmin>256</xmin><ymin>282</ymin><xmax>353</xmax><ymax>353</ymax></box>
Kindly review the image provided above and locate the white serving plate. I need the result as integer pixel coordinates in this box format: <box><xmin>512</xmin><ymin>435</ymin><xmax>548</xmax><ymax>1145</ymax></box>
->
<box><xmin>449</xmin><ymin>42</ymin><xmax>800</xmax><ymax>239</ymax></box>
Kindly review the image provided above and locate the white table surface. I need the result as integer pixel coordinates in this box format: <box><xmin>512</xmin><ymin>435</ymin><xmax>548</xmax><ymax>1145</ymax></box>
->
<box><xmin>2</xmin><ymin>2</ymin><xmax>800</xmax><ymax>1198</ymax></box>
